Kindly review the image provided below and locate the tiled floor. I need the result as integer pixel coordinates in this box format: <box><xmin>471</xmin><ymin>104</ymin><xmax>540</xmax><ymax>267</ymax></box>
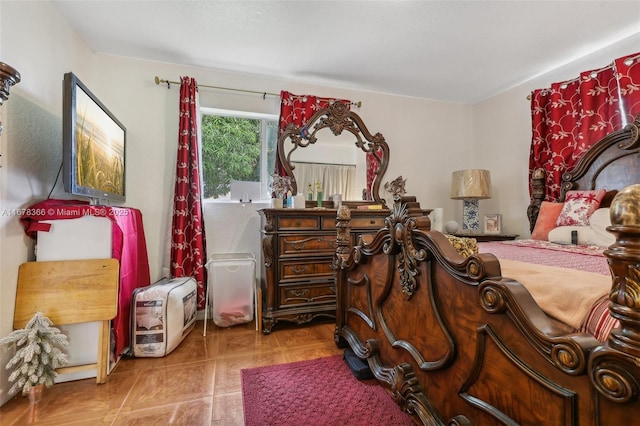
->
<box><xmin>0</xmin><ymin>320</ymin><xmax>343</xmax><ymax>425</ymax></box>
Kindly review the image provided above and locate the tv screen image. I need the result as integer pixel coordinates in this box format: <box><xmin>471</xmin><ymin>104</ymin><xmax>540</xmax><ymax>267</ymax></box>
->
<box><xmin>63</xmin><ymin>72</ymin><xmax>126</xmax><ymax>204</ymax></box>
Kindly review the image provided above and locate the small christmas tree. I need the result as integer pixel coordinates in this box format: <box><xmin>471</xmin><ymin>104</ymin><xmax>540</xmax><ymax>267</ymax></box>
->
<box><xmin>0</xmin><ymin>312</ymin><xmax>69</xmax><ymax>395</ymax></box>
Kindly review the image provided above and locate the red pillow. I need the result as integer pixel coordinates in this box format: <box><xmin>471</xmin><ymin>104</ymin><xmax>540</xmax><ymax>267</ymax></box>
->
<box><xmin>555</xmin><ymin>189</ymin><xmax>606</xmax><ymax>227</ymax></box>
<box><xmin>531</xmin><ymin>201</ymin><xmax>564</xmax><ymax>240</ymax></box>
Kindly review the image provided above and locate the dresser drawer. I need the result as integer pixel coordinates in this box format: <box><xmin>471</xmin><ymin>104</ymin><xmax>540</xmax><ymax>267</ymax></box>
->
<box><xmin>321</xmin><ymin>217</ymin><xmax>337</xmax><ymax>230</ymax></box>
<box><xmin>278</xmin><ymin>216</ymin><xmax>320</xmax><ymax>230</ymax></box>
<box><xmin>279</xmin><ymin>282</ymin><xmax>336</xmax><ymax>308</ymax></box>
<box><xmin>279</xmin><ymin>234</ymin><xmax>336</xmax><ymax>256</ymax></box>
<box><xmin>323</xmin><ymin>216</ymin><xmax>385</xmax><ymax>230</ymax></box>
<box><xmin>351</xmin><ymin>216</ymin><xmax>386</xmax><ymax>229</ymax></box>
<box><xmin>279</xmin><ymin>258</ymin><xmax>334</xmax><ymax>281</ymax></box>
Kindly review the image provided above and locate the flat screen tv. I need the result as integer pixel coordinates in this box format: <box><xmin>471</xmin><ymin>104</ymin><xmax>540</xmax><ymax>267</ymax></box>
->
<box><xmin>62</xmin><ymin>72</ymin><xmax>126</xmax><ymax>204</ymax></box>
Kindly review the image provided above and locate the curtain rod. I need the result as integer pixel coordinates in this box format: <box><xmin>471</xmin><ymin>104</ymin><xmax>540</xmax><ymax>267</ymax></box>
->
<box><xmin>154</xmin><ymin>76</ymin><xmax>362</xmax><ymax>108</ymax></box>
<box><xmin>525</xmin><ymin>54</ymin><xmax>640</xmax><ymax>101</ymax></box>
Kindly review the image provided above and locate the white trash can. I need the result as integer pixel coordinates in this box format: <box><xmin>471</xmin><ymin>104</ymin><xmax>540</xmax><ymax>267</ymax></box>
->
<box><xmin>204</xmin><ymin>253</ymin><xmax>256</xmax><ymax>335</ymax></box>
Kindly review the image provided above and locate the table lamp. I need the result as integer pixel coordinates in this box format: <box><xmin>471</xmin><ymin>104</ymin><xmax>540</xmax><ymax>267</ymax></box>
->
<box><xmin>450</xmin><ymin>169</ymin><xmax>492</xmax><ymax>233</ymax></box>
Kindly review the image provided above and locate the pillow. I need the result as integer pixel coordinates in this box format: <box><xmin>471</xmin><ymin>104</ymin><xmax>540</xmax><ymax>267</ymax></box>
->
<box><xmin>444</xmin><ymin>234</ymin><xmax>478</xmax><ymax>257</ymax></box>
<box><xmin>548</xmin><ymin>209</ymin><xmax>615</xmax><ymax>247</ymax></box>
<box><xmin>588</xmin><ymin>208</ymin><xmax>615</xmax><ymax>247</ymax></box>
<box><xmin>578</xmin><ymin>295</ymin><xmax>619</xmax><ymax>342</ymax></box>
<box><xmin>548</xmin><ymin>226</ymin><xmax>594</xmax><ymax>245</ymax></box>
<box><xmin>555</xmin><ymin>189</ymin><xmax>606</xmax><ymax>227</ymax></box>
<box><xmin>531</xmin><ymin>201</ymin><xmax>564</xmax><ymax>240</ymax></box>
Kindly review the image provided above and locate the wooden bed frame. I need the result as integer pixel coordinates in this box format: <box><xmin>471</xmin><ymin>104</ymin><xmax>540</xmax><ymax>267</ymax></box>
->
<box><xmin>334</xmin><ymin>114</ymin><xmax>640</xmax><ymax>425</ymax></box>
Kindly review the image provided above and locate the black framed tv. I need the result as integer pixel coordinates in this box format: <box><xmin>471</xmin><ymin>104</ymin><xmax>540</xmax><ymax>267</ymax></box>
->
<box><xmin>62</xmin><ymin>72</ymin><xmax>126</xmax><ymax>204</ymax></box>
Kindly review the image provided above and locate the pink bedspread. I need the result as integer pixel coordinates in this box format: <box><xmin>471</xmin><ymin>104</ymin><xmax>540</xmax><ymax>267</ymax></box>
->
<box><xmin>478</xmin><ymin>240</ymin><xmax>609</xmax><ymax>275</ymax></box>
<box><xmin>478</xmin><ymin>240</ymin><xmax>611</xmax><ymax>329</ymax></box>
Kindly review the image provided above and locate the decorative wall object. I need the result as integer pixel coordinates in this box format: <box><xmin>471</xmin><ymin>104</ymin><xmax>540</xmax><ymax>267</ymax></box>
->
<box><xmin>0</xmin><ymin>61</ymin><xmax>21</xmax><ymax>137</ymax></box>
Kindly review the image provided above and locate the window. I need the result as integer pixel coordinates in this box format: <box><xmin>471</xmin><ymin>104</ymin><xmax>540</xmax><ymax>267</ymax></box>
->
<box><xmin>200</xmin><ymin>108</ymin><xmax>278</xmax><ymax>200</ymax></box>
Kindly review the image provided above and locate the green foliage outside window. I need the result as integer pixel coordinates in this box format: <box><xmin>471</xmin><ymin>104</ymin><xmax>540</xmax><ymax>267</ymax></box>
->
<box><xmin>201</xmin><ymin>115</ymin><xmax>261</xmax><ymax>199</ymax></box>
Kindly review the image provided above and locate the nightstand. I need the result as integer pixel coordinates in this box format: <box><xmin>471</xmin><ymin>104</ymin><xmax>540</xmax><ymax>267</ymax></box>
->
<box><xmin>449</xmin><ymin>233</ymin><xmax>518</xmax><ymax>242</ymax></box>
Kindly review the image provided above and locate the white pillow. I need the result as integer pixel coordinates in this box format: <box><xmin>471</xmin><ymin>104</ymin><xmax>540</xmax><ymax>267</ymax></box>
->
<box><xmin>548</xmin><ymin>226</ymin><xmax>594</xmax><ymax>245</ymax></box>
<box><xmin>547</xmin><ymin>209</ymin><xmax>614</xmax><ymax>247</ymax></box>
<box><xmin>588</xmin><ymin>208</ymin><xmax>615</xmax><ymax>247</ymax></box>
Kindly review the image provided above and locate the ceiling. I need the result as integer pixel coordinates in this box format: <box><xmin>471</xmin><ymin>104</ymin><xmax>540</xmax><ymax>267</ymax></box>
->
<box><xmin>51</xmin><ymin>0</ymin><xmax>640</xmax><ymax>104</ymax></box>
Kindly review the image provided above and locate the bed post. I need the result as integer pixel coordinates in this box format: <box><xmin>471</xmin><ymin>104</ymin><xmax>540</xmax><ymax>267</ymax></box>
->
<box><xmin>335</xmin><ymin>205</ymin><xmax>353</xmax><ymax>270</ymax></box>
<box><xmin>591</xmin><ymin>184</ymin><xmax>640</xmax><ymax>404</ymax></box>
<box><xmin>334</xmin><ymin>204</ymin><xmax>353</xmax><ymax>347</ymax></box>
<box><xmin>527</xmin><ymin>168</ymin><xmax>545</xmax><ymax>232</ymax></box>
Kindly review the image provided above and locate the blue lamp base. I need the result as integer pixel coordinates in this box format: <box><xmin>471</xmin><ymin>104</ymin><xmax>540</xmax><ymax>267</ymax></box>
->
<box><xmin>462</xmin><ymin>199</ymin><xmax>480</xmax><ymax>232</ymax></box>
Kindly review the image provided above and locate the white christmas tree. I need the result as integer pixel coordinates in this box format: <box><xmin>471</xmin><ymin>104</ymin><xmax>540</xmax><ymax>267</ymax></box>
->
<box><xmin>0</xmin><ymin>312</ymin><xmax>69</xmax><ymax>395</ymax></box>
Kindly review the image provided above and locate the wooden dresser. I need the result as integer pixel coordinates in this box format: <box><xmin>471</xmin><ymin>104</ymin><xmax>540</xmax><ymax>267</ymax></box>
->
<box><xmin>258</xmin><ymin>207</ymin><xmax>390</xmax><ymax>333</ymax></box>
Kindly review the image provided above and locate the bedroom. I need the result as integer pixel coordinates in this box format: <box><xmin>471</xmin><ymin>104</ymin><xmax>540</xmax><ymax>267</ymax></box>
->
<box><xmin>1</xmin><ymin>0</ymin><xmax>639</xmax><ymax>422</ymax></box>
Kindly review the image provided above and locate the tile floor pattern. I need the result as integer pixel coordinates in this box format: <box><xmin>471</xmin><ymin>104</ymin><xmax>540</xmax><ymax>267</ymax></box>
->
<box><xmin>0</xmin><ymin>320</ymin><xmax>343</xmax><ymax>425</ymax></box>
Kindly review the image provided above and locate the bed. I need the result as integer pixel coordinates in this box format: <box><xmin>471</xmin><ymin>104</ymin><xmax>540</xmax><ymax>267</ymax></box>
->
<box><xmin>334</xmin><ymin>113</ymin><xmax>640</xmax><ymax>425</ymax></box>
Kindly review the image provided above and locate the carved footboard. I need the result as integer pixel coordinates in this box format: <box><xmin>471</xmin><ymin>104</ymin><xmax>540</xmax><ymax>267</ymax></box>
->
<box><xmin>334</xmin><ymin>188</ymin><xmax>640</xmax><ymax>426</ymax></box>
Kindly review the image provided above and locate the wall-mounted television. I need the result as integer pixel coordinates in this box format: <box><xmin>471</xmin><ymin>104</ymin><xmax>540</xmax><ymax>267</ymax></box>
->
<box><xmin>62</xmin><ymin>72</ymin><xmax>126</xmax><ymax>204</ymax></box>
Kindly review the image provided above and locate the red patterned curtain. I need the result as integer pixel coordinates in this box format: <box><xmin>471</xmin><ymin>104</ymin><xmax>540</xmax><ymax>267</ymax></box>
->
<box><xmin>276</xmin><ymin>91</ymin><xmax>351</xmax><ymax>176</ymax></box>
<box><xmin>529</xmin><ymin>51</ymin><xmax>640</xmax><ymax>201</ymax></box>
<box><xmin>365</xmin><ymin>148</ymin><xmax>383</xmax><ymax>201</ymax></box>
<box><xmin>171</xmin><ymin>76</ymin><xmax>207</xmax><ymax>309</ymax></box>
<box><xmin>616</xmin><ymin>52</ymin><xmax>640</xmax><ymax>123</ymax></box>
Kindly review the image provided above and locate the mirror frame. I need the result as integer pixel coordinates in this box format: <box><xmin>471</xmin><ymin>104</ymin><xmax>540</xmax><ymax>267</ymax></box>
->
<box><xmin>277</xmin><ymin>102</ymin><xmax>389</xmax><ymax>207</ymax></box>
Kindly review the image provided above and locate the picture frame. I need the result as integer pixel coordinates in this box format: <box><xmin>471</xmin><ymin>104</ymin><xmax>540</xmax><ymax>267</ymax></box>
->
<box><xmin>484</xmin><ymin>214</ymin><xmax>502</xmax><ymax>235</ymax></box>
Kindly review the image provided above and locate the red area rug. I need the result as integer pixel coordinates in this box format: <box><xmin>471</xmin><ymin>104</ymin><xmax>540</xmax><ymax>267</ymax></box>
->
<box><xmin>241</xmin><ymin>355</ymin><xmax>414</xmax><ymax>426</ymax></box>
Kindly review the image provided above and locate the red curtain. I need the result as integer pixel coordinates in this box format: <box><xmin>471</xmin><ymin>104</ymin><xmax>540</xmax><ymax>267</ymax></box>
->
<box><xmin>616</xmin><ymin>52</ymin><xmax>640</xmax><ymax>124</ymax></box>
<box><xmin>529</xmin><ymin>52</ymin><xmax>640</xmax><ymax>201</ymax></box>
<box><xmin>365</xmin><ymin>148</ymin><xmax>383</xmax><ymax>201</ymax></box>
<box><xmin>171</xmin><ymin>76</ymin><xmax>207</xmax><ymax>309</ymax></box>
<box><xmin>276</xmin><ymin>91</ymin><xmax>351</xmax><ymax>176</ymax></box>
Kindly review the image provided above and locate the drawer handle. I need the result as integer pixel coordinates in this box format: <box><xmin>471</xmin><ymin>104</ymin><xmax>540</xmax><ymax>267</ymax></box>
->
<box><xmin>296</xmin><ymin>220</ymin><xmax>302</xmax><ymax>226</ymax></box>
<box><xmin>288</xmin><ymin>240</ymin><xmax>308</xmax><ymax>251</ymax></box>
<box><xmin>288</xmin><ymin>289</ymin><xmax>309</xmax><ymax>297</ymax></box>
<box><xmin>370</xmin><ymin>220</ymin><xmax>376</xmax><ymax>225</ymax></box>
<box><xmin>291</xmin><ymin>265</ymin><xmax>307</xmax><ymax>274</ymax></box>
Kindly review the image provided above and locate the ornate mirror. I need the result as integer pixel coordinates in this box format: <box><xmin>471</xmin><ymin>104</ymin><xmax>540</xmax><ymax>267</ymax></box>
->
<box><xmin>277</xmin><ymin>102</ymin><xmax>389</xmax><ymax>207</ymax></box>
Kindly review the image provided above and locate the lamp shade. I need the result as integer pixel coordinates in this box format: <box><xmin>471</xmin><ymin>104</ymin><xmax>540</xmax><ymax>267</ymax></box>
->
<box><xmin>450</xmin><ymin>169</ymin><xmax>492</xmax><ymax>200</ymax></box>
